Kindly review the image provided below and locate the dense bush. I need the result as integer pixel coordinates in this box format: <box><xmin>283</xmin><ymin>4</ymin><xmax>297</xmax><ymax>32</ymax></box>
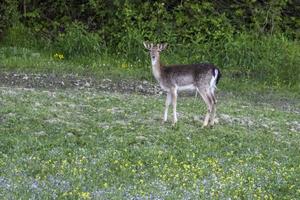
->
<box><xmin>1</xmin><ymin>0</ymin><xmax>299</xmax><ymax>44</ymax></box>
<box><xmin>53</xmin><ymin>22</ymin><xmax>102</xmax><ymax>57</ymax></box>
<box><xmin>0</xmin><ymin>0</ymin><xmax>299</xmax><ymax>87</ymax></box>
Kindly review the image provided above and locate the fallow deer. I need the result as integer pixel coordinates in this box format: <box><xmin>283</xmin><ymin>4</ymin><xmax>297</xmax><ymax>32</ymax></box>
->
<box><xmin>143</xmin><ymin>42</ymin><xmax>221</xmax><ymax>127</ymax></box>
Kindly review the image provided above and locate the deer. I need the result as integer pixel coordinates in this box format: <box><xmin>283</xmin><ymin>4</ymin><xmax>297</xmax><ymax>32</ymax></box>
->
<box><xmin>143</xmin><ymin>42</ymin><xmax>221</xmax><ymax>127</ymax></box>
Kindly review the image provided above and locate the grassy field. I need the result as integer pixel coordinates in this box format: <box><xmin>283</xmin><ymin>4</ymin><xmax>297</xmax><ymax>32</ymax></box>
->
<box><xmin>0</xmin><ymin>46</ymin><xmax>151</xmax><ymax>81</ymax></box>
<box><xmin>1</xmin><ymin>4</ymin><xmax>299</xmax><ymax>199</ymax></box>
<box><xmin>0</xmin><ymin>85</ymin><xmax>299</xmax><ymax>199</ymax></box>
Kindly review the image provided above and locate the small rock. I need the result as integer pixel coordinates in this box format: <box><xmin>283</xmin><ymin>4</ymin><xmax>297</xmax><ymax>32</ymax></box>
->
<box><xmin>66</xmin><ymin>132</ymin><xmax>74</xmax><ymax>137</ymax></box>
<box><xmin>261</xmin><ymin>124</ymin><xmax>269</xmax><ymax>129</ymax></box>
<box><xmin>103</xmin><ymin>78</ymin><xmax>112</xmax><ymax>82</ymax></box>
<box><xmin>23</xmin><ymin>75</ymin><xmax>29</xmax><ymax>80</ymax></box>
<box><xmin>193</xmin><ymin>115</ymin><xmax>201</xmax><ymax>121</ymax></box>
<box><xmin>137</xmin><ymin>85</ymin><xmax>144</xmax><ymax>90</ymax></box>
<box><xmin>85</xmin><ymin>82</ymin><xmax>91</xmax><ymax>87</ymax></box>
<box><xmin>273</xmin><ymin>131</ymin><xmax>280</xmax><ymax>136</ymax></box>
<box><xmin>33</xmin><ymin>131</ymin><xmax>47</xmax><ymax>136</ymax></box>
<box><xmin>136</xmin><ymin>136</ymin><xmax>147</xmax><ymax>141</ymax></box>
<box><xmin>220</xmin><ymin>114</ymin><xmax>232</xmax><ymax>123</ymax></box>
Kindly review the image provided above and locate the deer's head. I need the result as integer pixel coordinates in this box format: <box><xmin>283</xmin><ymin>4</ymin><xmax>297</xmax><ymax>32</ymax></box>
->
<box><xmin>143</xmin><ymin>42</ymin><xmax>168</xmax><ymax>64</ymax></box>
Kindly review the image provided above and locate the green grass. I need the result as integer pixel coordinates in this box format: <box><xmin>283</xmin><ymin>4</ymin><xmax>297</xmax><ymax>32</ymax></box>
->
<box><xmin>1</xmin><ymin>28</ymin><xmax>300</xmax><ymax>89</ymax></box>
<box><xmin>0</xmin><ymin>86</ymin><xmax>299</xmax><ymax>199</ymax></box>
<box><xmin>1</xmin><ymin>45</ymin><xmax>299</xmax><ymax>94</ymax></box>
<box><xmin>0</xmin><ymin>46</ymin><xmax>151</xmax><ymax>80</ymax></box>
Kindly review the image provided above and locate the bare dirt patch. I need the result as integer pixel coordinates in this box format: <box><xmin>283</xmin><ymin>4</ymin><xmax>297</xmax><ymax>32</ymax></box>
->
<box><xmin>0</xmin><ymin>71</ymin><xmax>299</xmax><ymax>114</ymax></box>
<box><xmin>0</xmin><ymin>72</ymin><xmax>162</xmax><ymax>95</ymax></box>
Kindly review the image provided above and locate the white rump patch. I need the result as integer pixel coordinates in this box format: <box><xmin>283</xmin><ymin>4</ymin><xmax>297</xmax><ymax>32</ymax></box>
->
<box><xmin>210</xmin><ymin>69</ymin><xmax>218</xmax><ymax>94</ymax></box>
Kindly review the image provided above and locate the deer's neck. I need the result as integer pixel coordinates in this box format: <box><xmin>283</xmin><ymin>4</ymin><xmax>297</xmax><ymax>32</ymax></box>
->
<box><xmin>151</xmin><ymin>57</ymin><xmax>162</xmax><ymax>81</ymax></box>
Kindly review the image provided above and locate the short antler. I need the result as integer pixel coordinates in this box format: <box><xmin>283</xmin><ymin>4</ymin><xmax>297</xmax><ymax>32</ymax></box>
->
<box><xmin>157</xmin><ymin>43</ymin><xmax>168</xmax><ymax>51</ymax></box>
<box><xmin>143</xmin><ymin>42</ymin><xmax>154</xmax><ymax>50</ymax></box>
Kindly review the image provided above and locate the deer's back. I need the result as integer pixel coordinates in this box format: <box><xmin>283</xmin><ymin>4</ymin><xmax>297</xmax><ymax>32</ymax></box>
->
<box><xmin>162</xmin><ymin>63</ymin><xmax>218</xmax><ymax>87</ymax></box>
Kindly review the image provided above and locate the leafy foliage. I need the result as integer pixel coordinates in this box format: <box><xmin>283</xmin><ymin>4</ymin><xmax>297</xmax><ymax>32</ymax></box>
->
<box><xmin>53</xmin><ymin>22</ymin><xmax>101</xmax><ymax>58</ymax></box>
<box><xmin>0</xmin><ymin>0</ymin><xmax>299</xmax><ymax>87</ymax></box>
<box><xmin>2</xmin><ymin>0</ymin><xmax>299</xmax><ymax>43</ymax></box>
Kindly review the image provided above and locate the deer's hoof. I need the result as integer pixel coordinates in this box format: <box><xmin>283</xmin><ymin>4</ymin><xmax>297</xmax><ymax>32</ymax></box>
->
<box><xmin>172</xmin><ymin>121</ymin><xmax>178</xmax><ymax>126</ymax></box>
<box><xmin>202</xmin><ymin>123</ymin><xmax>209</xmax><ymax>128</ymax></box>
<box><xmin>209</xmin><ymin>118</ymin><xmax>219</xmax><ymax>126</ymax></box>
<box><xmin>214</xmin><ymin>118</ymin><xmax>219</xmax><ymax>124</ymax></box>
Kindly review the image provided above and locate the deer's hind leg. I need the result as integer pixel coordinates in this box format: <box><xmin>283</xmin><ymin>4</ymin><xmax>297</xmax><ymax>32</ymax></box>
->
<box><xmin>197</xmin><ymin>88</ymin><xmax>214</xmax><ymax>127</ymax></box>
<box><xmin>209</xmin><ymin>92</ymin><xmax>217</xmax><ymax>126</ymax></box>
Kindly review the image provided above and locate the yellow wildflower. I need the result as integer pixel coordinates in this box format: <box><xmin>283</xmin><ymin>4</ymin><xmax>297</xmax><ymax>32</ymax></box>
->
<box><xmin>79</xmin><ymin>192</ymin><xmax>91</xmax><ymax>199</ymax></box>
<box><xmin>121</xmin><ymin>63</ymin><xmax>128</xmax><ymax>68</ymax></box>
<box><xmin>54</xmin><ymin>53</ymin><xmax>64</xmax><ymax>60</ymax></box>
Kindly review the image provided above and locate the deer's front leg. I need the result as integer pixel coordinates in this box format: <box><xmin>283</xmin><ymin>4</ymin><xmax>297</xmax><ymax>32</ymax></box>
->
<box><xmin>163</xmin><ymin>92</ymin><xmax>172</xmax><ymax>123</ymax></box>
<box><xmin>171</xmin><ymin>88</ymin><xmax>178</xmax><ymax>124</ymax></box>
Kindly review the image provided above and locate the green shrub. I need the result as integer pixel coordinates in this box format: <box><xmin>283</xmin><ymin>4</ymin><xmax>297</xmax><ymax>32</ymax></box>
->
<box><xmin>1</xmin><ymin>23</ymin><xmax>39</xmax><ymax>47</ymax></box>
<box><xmin>53</xmin><ymin>22</ymin><xmax>101</xmax><ymax>58</ymax></box>
<box><xmin>0</xmin><ymin>1</ymin><xmax>299</xmax><ymax>88</ymax></box>
<box><xmin>220</xmin><ymin>34</ymin><xmax>300</xmax><ymax>86</ymax></box>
